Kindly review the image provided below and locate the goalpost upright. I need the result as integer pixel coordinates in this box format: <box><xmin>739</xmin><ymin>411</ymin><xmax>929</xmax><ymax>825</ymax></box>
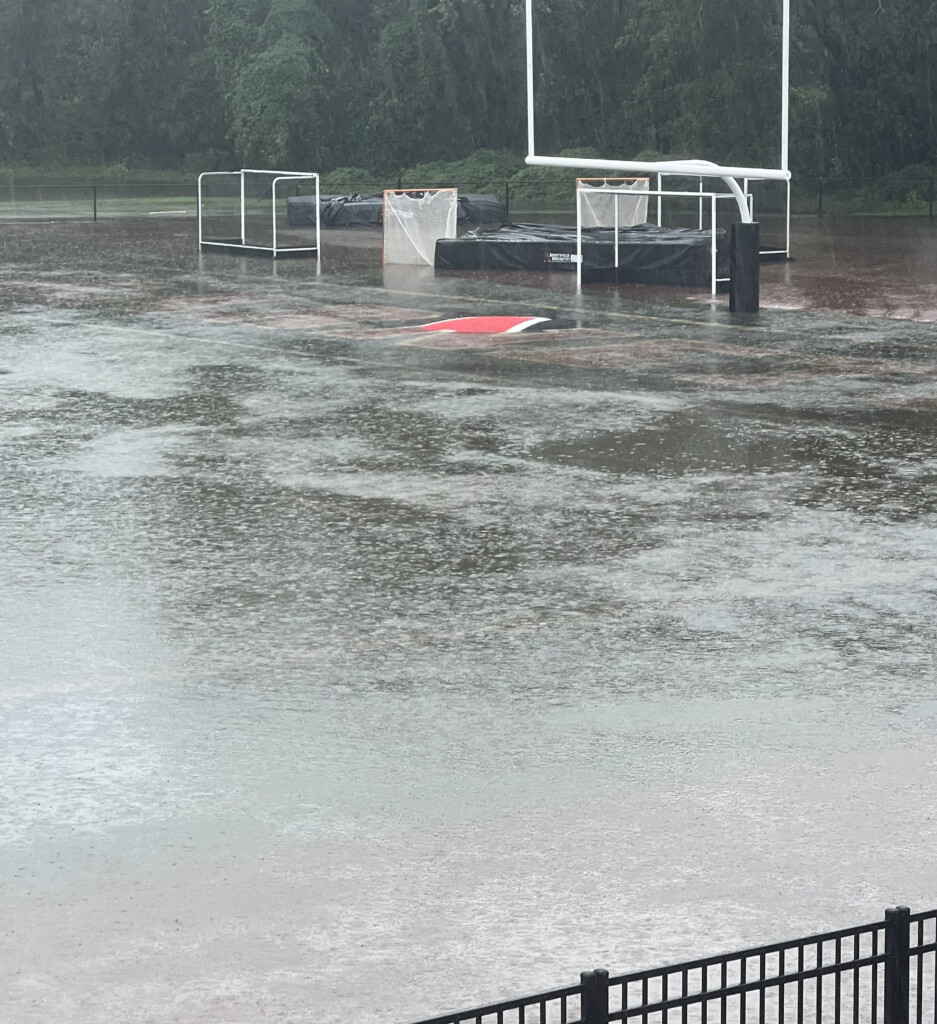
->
<box><xmin>781</xmin><ymin>0</ymin><xmax>792</xmax><ymax>255</ymax></box>
<box><xmin>523</xmin><ymin>0</ymin><xmax>792</xmax><ymax>241</ymax></box>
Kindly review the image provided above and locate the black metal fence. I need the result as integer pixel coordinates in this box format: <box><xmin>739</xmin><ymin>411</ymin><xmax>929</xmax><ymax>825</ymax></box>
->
<box><xmin>400</xmin><ymin>907</ymin><xmax>937</xmax><ymax>1024</ymax></box>
<box><xmin>0</xmin><ymin>181</ymin><xmax>198</xmax><ymax>221</ymax></box>
<box><xmin>291</xmin><ymin>177</ymin><xmax>937</xmax><ymax>220</ymax></box>
<box><xmin>2</xmin><ymin>176</ymin><xmax>937</xmax><ymax>222</ymax></box>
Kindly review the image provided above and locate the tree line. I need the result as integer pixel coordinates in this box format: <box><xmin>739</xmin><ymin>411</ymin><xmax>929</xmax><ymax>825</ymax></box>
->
<box><xmin>0</xmin><ymin>0</ymin><xmax>934</xmax><ymax>180</ymax></box>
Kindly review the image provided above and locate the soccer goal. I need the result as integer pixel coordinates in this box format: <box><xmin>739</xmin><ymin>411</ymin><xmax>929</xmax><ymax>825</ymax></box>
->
<box><xmin>198</xmin><ymin>169</ymin><xmax>320</xmax><ymax>258</ymax></box>
<box><xmin>383</xmin><ymin>188</ymin><xmax>458</xmax><ymax>265</ymax></box>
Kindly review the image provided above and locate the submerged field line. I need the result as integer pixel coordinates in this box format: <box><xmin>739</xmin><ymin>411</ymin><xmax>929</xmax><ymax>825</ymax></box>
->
<box><xmin>291</xmin><ymin>277</ymin><xmax>777</xmax><ymax>334</ymax></box>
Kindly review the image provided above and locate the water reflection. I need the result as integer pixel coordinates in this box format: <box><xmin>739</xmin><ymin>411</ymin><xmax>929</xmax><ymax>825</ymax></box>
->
<box><xmin>761</xmin><ymin>215</ymin><xmax>937</xmax><ymax>319</ymax></box>
<box><xmin>2</xmin><ymin>217</ymin><xmax>937</xmax><ymax>1024</ymax></box>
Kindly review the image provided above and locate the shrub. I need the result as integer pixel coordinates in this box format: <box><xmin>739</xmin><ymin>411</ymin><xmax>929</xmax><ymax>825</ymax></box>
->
<box><xmin>507</xmin><ymin>147</ymin><xmax>604</xmax><ymax>209</ymax></box>
<box><xmin>320</xmin><ymin>166</ymin><xmax>386</xmax><ymax>194</ymax></box>
<box><xmin>876</xmin><ymin>163</ymin><xmax>936</xmax><ymax>205</ymax></box>
<box><xmin>397</xmin><ymin>148</ymin><xmax>524</xmax><ymax>194</ymax></box>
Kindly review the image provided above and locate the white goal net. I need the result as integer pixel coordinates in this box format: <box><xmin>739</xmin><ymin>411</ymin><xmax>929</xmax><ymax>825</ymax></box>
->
<box><xmin>577</xmin><ymin>177</ymin><xmax>649</xmax><ymax>228</ymax></box>
<box><xmin>383</xmin><ymin>189</ymin><xmax>458</xmax><ymax>265</ymax></box>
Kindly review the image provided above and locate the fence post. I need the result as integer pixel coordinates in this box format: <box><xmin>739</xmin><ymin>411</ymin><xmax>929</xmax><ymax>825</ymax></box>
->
<box><xmin>929</xmin><ymin>176</ymin><xmax>934</xmax><ymax>220</ymax></box>
<box><xmin>505</xmin><ymin>180</ymin><xmax>510</xmax><ymax>224</ymax></box>
<box><xmin>92</xmin><ymin>185</ymin><xmax>97</xmax><ymax>222</ymax></box>
<box><xmin>581</xmin><ymin>970</ymin><xmax>609</xmax><ymax>1024</ymax></box>
<box><xmin>884</xmin><ymin>906</ymin><xmax>910</xmax><ymax>1024</ymax></box>
<box><xmin>818</xmin><ymin>177</ymin><xmax>823</xmax><ymax>217</ymax></box>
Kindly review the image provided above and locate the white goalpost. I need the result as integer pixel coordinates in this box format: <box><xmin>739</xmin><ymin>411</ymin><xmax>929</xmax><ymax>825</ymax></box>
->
<box><xmin>198</xmin><ymin>168</ymin><xmax>321</xmax><ymax>258</ymax></box>
<box><xmin>524</xmin><ymin>0</ymin><xmax>792</xmax><ymax>256</ymax></box>
<box><xmin>383</xmin><ymin>188</ymin><xmax>458</xmax><ymax>265</ymax></box>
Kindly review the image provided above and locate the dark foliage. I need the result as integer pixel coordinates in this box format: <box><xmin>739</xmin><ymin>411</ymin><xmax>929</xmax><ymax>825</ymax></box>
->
<box><xmin>0</xmin><ymin>0</ymin><xmax>934</xmax><ymax>178</ymax></box>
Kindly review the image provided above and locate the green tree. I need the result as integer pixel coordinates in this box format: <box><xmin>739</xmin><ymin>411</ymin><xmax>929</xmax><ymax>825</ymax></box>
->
<box><xmin>1</xmin><ymin>0</ymin><xmax>935</xmax><ymax>182</ymax></box>
<box><xmin>229</xmin><ymin>32</ymin><xmax>319</xmax><ymax>166</ymax></box>
<box><xmin>800</xmin><ymin>0</ymin><xmax>937</xmax><ymax>175</ymax></box>
<box><xmin>614</xmin><ymin>0</ymin><xmax>785</xmax><ymax>166</ymax></box>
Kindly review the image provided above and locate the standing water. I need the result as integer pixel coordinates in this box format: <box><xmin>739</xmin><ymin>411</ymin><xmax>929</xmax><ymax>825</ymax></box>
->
<box><xmin>1</xmin><ymin>216</ymin><xmax>936</xmax><ymax>1024</ymax></box>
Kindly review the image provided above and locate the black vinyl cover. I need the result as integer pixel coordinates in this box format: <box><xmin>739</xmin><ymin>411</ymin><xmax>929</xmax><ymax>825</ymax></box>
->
<box><xmin>434</xmin><ymin>222</ymin><xmax>726</xmax><ymax>286</ymax></box>
<box><xmin>286</xmin><ymin>194</ymin><xmax>382</xmax><ymax>227</ymax></box>
<box><xmin>456</xmin><ymin>194</ymin><xmax>506</xmax><ymax>226</ymax></box>
<box><xmin>286</xmin><ymin>193</ymin><xmax>506</xmax><ymax>228</ymax></box>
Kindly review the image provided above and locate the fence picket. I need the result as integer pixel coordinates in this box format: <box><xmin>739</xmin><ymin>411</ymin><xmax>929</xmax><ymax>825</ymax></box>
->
<box><xmin>399</xmin><ymin>907</ymin><xmax>937</xmax><ymax>1024</ymax></box>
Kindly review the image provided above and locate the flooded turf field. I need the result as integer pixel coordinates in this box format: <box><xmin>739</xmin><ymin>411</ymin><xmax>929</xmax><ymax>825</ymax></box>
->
<box><xmin>1</xmin><ymin>216</ymin><xmax>937</xmax><ymax>1024</ymax></box>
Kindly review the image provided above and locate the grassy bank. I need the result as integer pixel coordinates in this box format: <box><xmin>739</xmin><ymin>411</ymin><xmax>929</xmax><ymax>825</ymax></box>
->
<box><xmin>5</xmin><ymin>153</ymin><xmax>937</xmax><ymax>221</ymax></box>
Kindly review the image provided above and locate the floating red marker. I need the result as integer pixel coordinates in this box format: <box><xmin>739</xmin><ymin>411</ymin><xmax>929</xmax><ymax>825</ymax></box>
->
<box><xmin>418</xmin><ymin>315</ymin><xmax>551</xmax><ymax>334</ymax></box>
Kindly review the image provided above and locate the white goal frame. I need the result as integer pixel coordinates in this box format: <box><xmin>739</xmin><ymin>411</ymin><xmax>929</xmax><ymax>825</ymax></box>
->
<box><xmin>524</xmin><ymin>0</ymin><xmax>791</xmax><ymax>256</ymax></box>
<box><xmin>198</xmin><ymin>168</ymin><xmax>320</xmax><ymax>258</ymax></box>
<box><xmin>575</xmin><ymin>177</ymin><xmax>746</xmax><ymax>294</ymax></box>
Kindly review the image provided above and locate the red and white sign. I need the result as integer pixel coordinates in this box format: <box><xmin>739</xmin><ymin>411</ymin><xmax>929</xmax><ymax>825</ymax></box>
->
<box><xmin>418</xmin><ymin>315</ymin><xmax>550</xmax><ymax>334</ymax></box>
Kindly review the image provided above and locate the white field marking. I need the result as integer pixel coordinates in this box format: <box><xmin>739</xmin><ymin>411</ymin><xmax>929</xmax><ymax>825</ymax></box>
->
<box><xmin>506</xmin><ymin>317</ymin><xmax>550</xmax><ymax>332</ymax></box>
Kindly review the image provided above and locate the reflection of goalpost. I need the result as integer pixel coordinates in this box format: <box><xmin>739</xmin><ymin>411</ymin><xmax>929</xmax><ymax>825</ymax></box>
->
<box><xmin>525</xmin><ymin>0</ymin><xmax>791</xmax><ymax>306</ymax></box>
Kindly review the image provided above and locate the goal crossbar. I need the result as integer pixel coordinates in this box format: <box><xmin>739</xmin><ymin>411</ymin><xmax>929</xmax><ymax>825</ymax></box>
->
<box><xmin>526</xmin><ymin>155</ymin><xmax>788</xmax><ymax>224</ymax></box>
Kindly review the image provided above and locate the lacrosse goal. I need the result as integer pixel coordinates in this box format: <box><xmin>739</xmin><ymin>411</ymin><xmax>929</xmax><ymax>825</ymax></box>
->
<box><xmin>383</xmin><ymin>188</ymin><xmax>458</xmax><ymax>265</ymax></box>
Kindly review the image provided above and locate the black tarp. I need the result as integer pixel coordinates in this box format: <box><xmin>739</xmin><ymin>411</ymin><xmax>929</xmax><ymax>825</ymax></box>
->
<box><xmin>287</xmin><ymin>194</ymin><xmax>382</xmax><ymax>227</ymax></box>
<box><xmin>434</xmin><ymin>222</ymin><xmax>727</xmax><ymax>286</ymax></box>
<box><xmin>286</xmin><ymin>193</ymin><xmax>506</xmax><ymax>228</ymax></box>
<box><xmin>456</xmin><ymin>194</ymin><xmax>506</xmax><ymax>226</ymax></box>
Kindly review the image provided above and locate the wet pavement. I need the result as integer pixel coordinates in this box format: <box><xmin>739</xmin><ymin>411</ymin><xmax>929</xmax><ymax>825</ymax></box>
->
<box><xmin>2</xmin><ymin>217</ymin><xmax>937</xmax><ymax>1024</ymax></box>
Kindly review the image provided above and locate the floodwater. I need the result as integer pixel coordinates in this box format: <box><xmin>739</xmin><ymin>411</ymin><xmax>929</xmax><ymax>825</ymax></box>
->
<box><xmin>2</xmin><ymin>216</ymin><xmax>937</xmax><ymax>1024</ymax></box>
